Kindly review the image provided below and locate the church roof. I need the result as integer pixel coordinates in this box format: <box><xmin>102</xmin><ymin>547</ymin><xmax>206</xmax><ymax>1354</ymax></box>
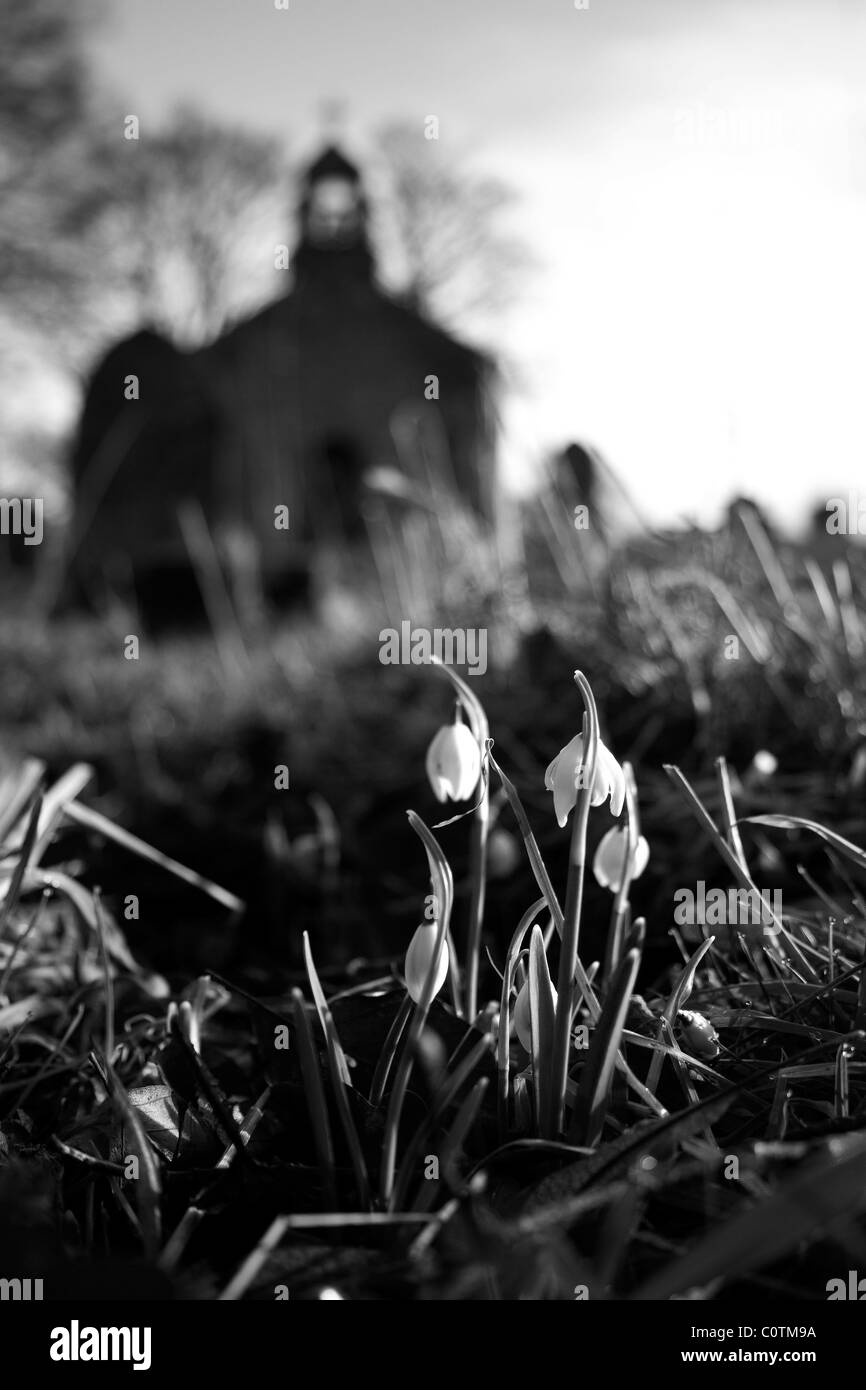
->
<box><xmin>303</xmin><ymin>145</ymin><xmax>362</xmax><ymax>185</ymax></box>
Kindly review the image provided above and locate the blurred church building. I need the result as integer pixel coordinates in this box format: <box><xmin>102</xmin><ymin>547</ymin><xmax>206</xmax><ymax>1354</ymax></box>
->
<box><xmin>66</xmin><ymin>145</ymin><xmax>497</xmax><ymax>616</ymax></box>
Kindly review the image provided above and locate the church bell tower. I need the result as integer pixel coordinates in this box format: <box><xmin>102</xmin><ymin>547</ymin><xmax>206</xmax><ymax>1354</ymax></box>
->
<box><xmin>292</xmin><ymin>145</ymin><xmax>373</xmax><ymax>286</ymax></box>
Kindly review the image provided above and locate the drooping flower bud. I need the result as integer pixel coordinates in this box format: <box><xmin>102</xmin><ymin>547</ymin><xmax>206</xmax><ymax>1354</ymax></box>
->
<box><xmin>166</xmin><ymin>999</ymin><xmax>201</xmax><ymax>1054</ymax></box>
<box><xmin>512</xmin><ymin>976</ymin><xmax>558</xmax><ymax>1052</ymax></box>
<box><xmin>425</xmin><ymin>713</ymin><xmax>481</xmax><ymax>803</ymax></box>
<box><xmin>677</xmin><ymin>1008</ymin><xmax>719</xmax><ymax>1060</ymax></box>
<box><xmin>544</xmin><ymin>732</ymin><xmax>625</xmax><ymax>828</ymax></box>
<box><xmin>592</xmin><ymin>825</ymin><xmax>650</xmax><ymax>892</ymax></box>
<box><xmin>404</xmin><ymin>921</ymin><xmax>450</xmax><ymax>1003</ymax></box>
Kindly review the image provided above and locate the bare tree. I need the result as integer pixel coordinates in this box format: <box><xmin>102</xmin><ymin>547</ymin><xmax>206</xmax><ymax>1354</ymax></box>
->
<box><xmin>0</xmin><ymin>0</ymin><xmax>107</xmax><ymax>339</ymax></box>
<box><xmin>0</xmin><ymin>4</ymin><xmax>293</xmax><ymax>509</ymax></box>
<box><xmin>91</xmin><ymin>108</ymin><xmax>291</xmax><ymax>347</ymax></box>
<box><xmin>372</xmin><ymin>122</ymin><xmax>533</xmax><ymax>345</ymax></box>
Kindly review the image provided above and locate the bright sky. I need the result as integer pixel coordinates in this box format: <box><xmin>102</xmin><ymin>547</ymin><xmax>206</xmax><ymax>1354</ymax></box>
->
<box><xmin>88</xmin><ymin>0</ymin><xmax>866</xmax><ymax>530</ymax></box>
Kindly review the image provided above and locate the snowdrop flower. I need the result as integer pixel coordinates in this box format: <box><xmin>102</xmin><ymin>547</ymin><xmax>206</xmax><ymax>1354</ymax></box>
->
<box><xmin>592</xmin><ymin>825</ymin><xmax>650</xmax><ymax>892</ymax></box>
<box><xmin>544</xmin><ymin>733</ymin><xmax>625</xmax><ymax>828</ymax></box>
<box><xmin>425</xmin><ymin>713</ymin><xmax>481</xmax><ymax>803</ymax></box>
<box><xmin>677</xmin><ymin>1009</ymin><xmax>719</xmax><ymax>1060</ymax></box>
<box><xmin>512</xmin><ymin>976</ymin><xmax>558</xmax><ymax>1052</ymax></box>
<box><xmin>404</xmin><ymin>921</ymin><xmax>449</xmax><ymax>1003</ymax></box>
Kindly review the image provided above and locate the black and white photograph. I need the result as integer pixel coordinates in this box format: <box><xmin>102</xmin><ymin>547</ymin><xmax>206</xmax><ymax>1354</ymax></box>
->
<box><xmin>0</xmin><ymin>0</ymin><xmax>864</xmax><ymax>1354</ymax></box>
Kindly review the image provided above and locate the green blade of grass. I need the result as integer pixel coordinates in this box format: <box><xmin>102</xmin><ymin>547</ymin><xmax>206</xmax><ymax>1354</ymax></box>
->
<box><xmin>715</xmin><ymin>755</ymin><xmax>747</xmax><ymax>869</ymax></box>
<box><xmin>290</xmin><ymin>988</ymin><xmax>338</xmax><ymax>1210</ymax></box>
<box><xmin>168</xmin><ymin>1026</ymin><xmax>255</xmax><ymax>1161</ymax></box>
<box><xmin>0</xmin><ymin>889</ymin><xmax>48</xmax><ymax>996</ymax></box>
<box><xmin>26</xmin><ymin>867</ymin><xmax>157</xmax><ymax>981</ymax></box>
<box><xmin>0</xmin><ymin>791</ymin><xmax>42</xmax><ymax>944</ymax></box>
<box><xmin>92</xmin><ymin>888</ymin><xmax>115</xmax><ymax>1067</ymax></box>
<box><xmin>303</xmin><ymin>933</ymin><xmax>370</xmax><ymax>1209</ymax></box>
<box><xmin>218</xmin><ymin>1214</ymin><xmax>291</xmax><ymax>1301</ymax></box>
<box><xmin>412</xmin><ymin>1077</ymin><xmax>489</xmax><ymax>1212</ymax></box>
<box><xmin>664</xmin><ymin>765</ymin><xmax>817</xmax><ymax>980</ymax></box>
<box><xmin>623</xmin><ymin>1030</ymin><xmax>725</xmax><ymax>1088</ymax></box>
<box><xmin>646</xmin><ymin>935</ymin><xmax>715</xmax><ymax>1096</ymax></box>
<box><xmin>856</xmin><ymin>956</ymin><xmax>866</xmax><ymax>1033</ymax></box>
<box><xmin>63</xmin><ymin>799</ymin><xmax>244</xmax><ymax>914</ymax></box>
<box><xmin>744</xmin><ymin>813</ymin><xmax>866</xmax><ymax>874</ymax></box>
<box><xmin>303</xmin><ymin>933</ymin><xmax>352</xmax><ymax>1086</ymax></box>
<box><xmin>0</xmin><ymin>758</ymin><xmax>45</xmax><ymax>845</ymax></box>
<box><xmin>369</xmin><ymin>992</ymin><xmax>414</xmax><ymax>1107</ymax></box>
<box><xmin>393</xmin><ymin>1029</ymin><xmax>494</xmax><ymax>1210</ymax></box>
<box><xmin>835</xmin><ymin>1042</ymin><xmax>851</xmax><ymax>1120</ymax></box>
<box><xmin>159</xmin><ymin>1087</ymin><xmax>271</xmax><ymax>1272</ymax></box>
<box><xmin>571</xmin><ymin>948</ymin><xmax>640</xmax><ymax>1147</ymax></box>
<box><xmin>33</xmin><ymin>764</ymin><xmax>93</xmax><ymax>866</ymax></box>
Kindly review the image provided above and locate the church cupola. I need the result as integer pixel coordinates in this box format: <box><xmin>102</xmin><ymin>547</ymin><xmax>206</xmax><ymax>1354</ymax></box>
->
<box><xmin>292</xmin><ymin>144</ymin><xmax>374</xmax><ymax>289</ymax></box>
<box><xmin>298</xmin><ymin>145</ymin><xmax>368</xmax><ymax>250</ymax></box>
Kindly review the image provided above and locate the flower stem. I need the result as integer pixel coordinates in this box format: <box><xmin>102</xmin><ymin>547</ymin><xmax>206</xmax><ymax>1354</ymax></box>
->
<box><xmin>549</xmin><ymin>672</ymin><xmax>600</xmax><ymax>1137</ymax></box>
<box><xmin>602</xmin><ymin>763</ymin><xmax>640</xmax><ymax>992</ymax></box>
<box><xmin>465</xmin><ymin>766</ymin><xmax>489</xmax><ymax>1019</ymax></box>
